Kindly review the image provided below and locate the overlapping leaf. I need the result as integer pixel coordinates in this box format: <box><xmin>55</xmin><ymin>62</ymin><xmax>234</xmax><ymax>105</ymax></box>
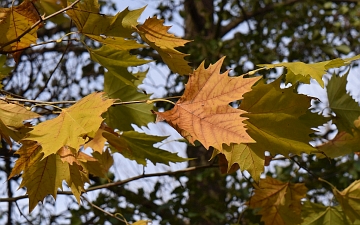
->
<box><xmin>248</xmin><ymin>176</ymin><xmax>307</xmax><ymax>225</ymax></box>
<box><xmin>0</xmin><ymin>0</ymin><xmax>41</xmax><ymax>61</ymax></box>
<box><xmin>156</xmin><ymin>57</ymin><xmax>260</xmax><ymax>151</ymax></box>
<box><xmin>333</xmin><ymin>180</ymin><xmax>360</xmax><ymax>222</ymax></box>
<box><xmin>301</xmin><ymin>202</ymin><xmax>352</xmax><ymax>225</ymax></box>
<box><xmin>137</xmin><ymin>16</ymin><xmax>192</xmax><ymax>75</ymax></box>
<box><xmin>10</xmin><ymin>141</ymin><xmax>112</xmax><ymax>212</ymax></box>
<box><xmin>258</xmin><ymin>54</ymin><xmax>360</xmax><ymax>88</ymax></box>
<box><xmin>0</xmin><ymin>100</ymin><xmax>40</xmax><ymax>146</ymax></box>
<box><xmin>66</xmin><ymin>0</ymin><xmax>144</xmax><ymax>50</ymax></box>
<box><xmin>103</xmin><ymin>131</ymin><xmax>188</xmax><ymax>166</ymax></box>
<box><xmin>327</xmin><ymin>71</ymin><xmax>360</xmax><ymax>133</ymax></box>
<box><xmin>88</xmin><ymin>46</ymin><xmax>149</xmax><ymax>86</ymax></box>
<box><xmin>240</xmin><ymin>77</ymin><xmax>328</xmax><ymax>158</ymax></box>
<box><xmin>221</xmin><ymin>143</ymin><xmax>264</xmax><ymax>182</ymax></box>
<box><xmin>24</xmin><ymin>92</ymin><xmax>114</xmax><ymax>158</ymax></box>
<box><xmin>103</xmin><ymin>71</ymin><xmax>155</xmax><ymax>131</ymax></box>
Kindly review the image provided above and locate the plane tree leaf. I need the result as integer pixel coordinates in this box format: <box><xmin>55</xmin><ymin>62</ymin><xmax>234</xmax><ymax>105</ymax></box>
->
<box><xmin>317</xmin><ymin>123</ymin><xmax>360</xmax><ymax>159</ymax></box>
<box><xmin>0</xmin><ymin>100</ymin><xmax>40</xmax><ymax>146</ymax></box>
<box><xmin>88</xmin><ymin>46</ymin><xmax>149</xmax><ymax>86</ymax></box>
<box><xmin>66</xmin><ymin>1</ymin><xmax>144</xmax><ymax>50</ymax></box>
<box><xmin>156</xmin><ymin>57</ymin><xmax>260</xmax><ymax>151</ymax></box>
<box><xmin>301</xmin><ymin>202</ymin><xmax>351</xmax><ymax>225</ymax></box>
<box><xmin>248</xmin><ymin>176</ymin><xmax>307</xmax><ymax>225</ymax></box>
<box><xmin>220</xmin><ymin>143</ymin><xmax>264</xmax><ymax>182</ymax></box>
<box><xmin>24</xmin><ymin>92</ymin><xmax>114</xmax><ymax>158</ymax></box>
<box><xmin>0</xmin><ymin>0</ymin><xmax>41</xmax><ymax>61</ymax></box>
<box><xmin>333</xmin><ymin>180</ymin><xmax>360</xmax><ymax>222</ymax></box>
<box><xmin>327</xmin><ymin>71</ymin><xmax>360</xmax><ymax>133</ymax></box>
<box><xmin>258</xmin><ymin>54</ymin><xmax>360</xmax><ymax>88</ymax></box>
<box><xmin>240</xmin><ymin>77</ymin><xmax>328</xmax><ymax>158</ymax></box>
<box><xmin>103</xmin><ymin>131</ymin><xmax>188</xmax><ymax>166</ymax></box>
<box><xmin>103</xmin><ymin>71</ymin><xmax>155</xmax><ymax>131</ymax></box>
<box><xmin>9</xmin><ymin>141</ymin><xmax>111</xmax><ymax>212</ymax></box>
<box><xmin>136</xmin><ymin>16</ymin><xmax>192</xmax><ymax>75</ymax></box>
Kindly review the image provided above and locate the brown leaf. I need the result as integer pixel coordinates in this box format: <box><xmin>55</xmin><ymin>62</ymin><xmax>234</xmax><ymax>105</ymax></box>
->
<box><xmin>156</xmin><ymin>57</ymin><xmax>260</xmax><ymax>151</ymax></box>
<box><xmin>0</xmin><ymin>0</ymin><xmax>41</xmax><ymax>61</ymax></box>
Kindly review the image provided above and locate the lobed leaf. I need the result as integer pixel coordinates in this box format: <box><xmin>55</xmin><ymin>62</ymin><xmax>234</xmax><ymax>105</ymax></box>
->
<box><xmin>104</xmin><ymin>131</ymin><xmax>188</xmax><ymax>166</ymax></box>
<box><xmin>0</xmin><ymin>0</ymin><xmax>41</xmax><ymax>61</ymax></box>
<box><xmin>258</xmin><ymin>54</ymin><xmax>360</xmax><ymax>88</ymax></box>
<box><xmin>156</xmin><ymin>57</ymin><xmax>260</xmax><ymax>151</ymax></box>
<box><xmin>240</xmin><ymin>77</ymin><xmax>328</xmax><ymax>158</ymax></box>
<box><xmin>248</xmin><ymin>176</ymin><xmax>307</xmax><ymax>225</ymax></box>
<box><xmin>137</xmin><ymin>16</ymin><xmax>192</xmax><ymax>75</ymax></box>
<box><xmin>333</xmin><ymin>180</ymin><xmax>360</xmax><ymax>222</ymax></box>
<box><xmin>301</xmin><ymin>202</ymin><xmax>352</xmax><ymax>225</ymax></box>
<box><xmin>103</xmin><ymin>71</ymin><xmax>155</xmax><ymax>131</ymax></box>
<box><xmin>327</xmin><ymin>71</ymin><xmax>360</xmax><ymax>133</ymax></box>
<box><xmin>24</xmin><ymin>92</ymin><xmax>114</xmax><ymax>158</ymax></box>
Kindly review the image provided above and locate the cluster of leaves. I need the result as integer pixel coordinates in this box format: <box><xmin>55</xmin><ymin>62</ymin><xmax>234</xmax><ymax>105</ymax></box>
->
<box><xmin>1</xmin><ymin>0</ymin><xmax>360</xmax><ymax>224</ymax></box>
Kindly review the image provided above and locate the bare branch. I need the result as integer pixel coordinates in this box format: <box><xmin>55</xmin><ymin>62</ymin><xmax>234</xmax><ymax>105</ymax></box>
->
<box><xmin>0</xmin><ymin>164</ymin><xmax>217</xmax><ymax>202</ymax></box>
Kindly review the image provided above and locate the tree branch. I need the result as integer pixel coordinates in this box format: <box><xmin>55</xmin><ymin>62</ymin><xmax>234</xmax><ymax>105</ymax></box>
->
<box><xmin>0</xmin><ymin>164</ymin><xmax>218</xmax><ymax>202</ymax></box>
<box><xmin>220</xmin><ymin>0</ymin><xmax>303</xmax><ymax>37</ymax></box>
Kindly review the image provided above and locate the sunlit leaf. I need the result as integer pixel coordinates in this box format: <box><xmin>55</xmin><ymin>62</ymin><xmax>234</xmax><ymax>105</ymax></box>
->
<box><xmin>156</xmin><ymin>57</ymin><xmax>260</xmax><ymax>151</ymax></box>
<box><xmin>137</xmin><ymin>16</ymin><xmax>192</xmax><ymax>75</ymax></box>
<box><xmin>0</xmin><ymin>0</ymin><xmax>41</xmax><ymax>61</ymax></box>
<box><xmin>301</xmin><ymin>202</ymin><xmax>351</xmax><ymax>225</ymax></box>
<box><xmin>24</xmin><ymin>92</ymin><xmax>114</xmax><ymax>158</ymax></box>
<box><xmin>333</xmin><ymin>180</ymin><xmax>360</xmax><ymax>222</ymax></box>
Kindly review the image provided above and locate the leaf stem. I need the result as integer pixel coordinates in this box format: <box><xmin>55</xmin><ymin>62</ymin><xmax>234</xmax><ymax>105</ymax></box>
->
<box><xmin>318</xmin><ymin>177</ymin><xmax>336</xmax><ymax>189</ymax></box>
<box><xmin>146</xmin><ymin>99</ymin><xmax>175</xmax><ymax>105</ymax></box>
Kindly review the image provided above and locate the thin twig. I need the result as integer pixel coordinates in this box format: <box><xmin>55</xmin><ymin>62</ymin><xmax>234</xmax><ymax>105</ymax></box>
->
<box><xmin>82</xmin><ymin>196</ymin><xmax>127</xmax><ymax>224</ymax></box>
<box><xmin>0</xmin><ymin>164</ymin><xmax>218</xmax><ymax>202</ymax></box>
<box><xmin>15</xmin><ymin>201</ymin><xmax>34</xmax><ymax>225</ymax></box>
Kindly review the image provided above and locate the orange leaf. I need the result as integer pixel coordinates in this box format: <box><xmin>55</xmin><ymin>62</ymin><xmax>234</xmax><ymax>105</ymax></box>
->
<box><xmin>156</xmin><ymin>57</ymin><xmax>260</xmax><ymax>151</ymax></box>
<box><xmin>137</xmin><ymin>16</ymin><xmax>191</xmax><ymax>75</ymax></box>
<box><xmin>248</xmin><ymin>176</ymin><xmax>307</xmax><ymax>225</ymax></box>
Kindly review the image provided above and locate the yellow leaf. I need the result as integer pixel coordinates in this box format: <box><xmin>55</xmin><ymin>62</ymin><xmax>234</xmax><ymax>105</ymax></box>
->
<box><xmin>333</xmin><ymin>180</ymin><xmax>360</xmax><ymax>222</ymax></box>
<box><xmin>248</xmin><ymin>176</ymin><xmax>307</xmax><ymax>225</ymax></box>
<box><xmin>222</xmin><ymin>143</ymin><xmax>264</xmax><ymax>182</ymax></box>
<box><xmin>11</xmin><ymin>142</ymin><xmax>93</xmax><ymax>211</ymax></box>
<box><xmin>156</xmin><ymin>57</ymin><xmax>260</xmax><ymax>151</ymax></box>
<box><xmin>0</xmin><ymin>100</ymin><xmax>40</xmax><ymax>146</ymax></box>
<box><xmin>24</xmin><ymin>92</ymin><xmax>114</xmax><ymax>158</ymax></box>
<box><xmin>0</xmin><ymin>0</ymin><xmax>41</xmax><ymax>61</ymax></box>
<box><xmin>17</xmin><ymin>148</ymin><xmax>69</xmax><ymax>212</ymax></box>
<box><xmin>137</xmin><ymin>16</ymin><xmax>192</xmax><ymax>75</ymax></box>
<box><xmin>9</xmin><ymin>141</ymin><xmax>41</xmax><ymax>178</ymax></box>
<box><xmin>0</xmin><ymin>100</ymin><xmax>40</xmax><ymax>128</ymax></box>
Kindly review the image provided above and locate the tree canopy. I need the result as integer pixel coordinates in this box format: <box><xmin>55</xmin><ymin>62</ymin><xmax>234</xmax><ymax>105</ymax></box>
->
<box><xmin>1</xmin><ymin>0</ymin><xmax>360</xmax><ymax>224</ymax></box>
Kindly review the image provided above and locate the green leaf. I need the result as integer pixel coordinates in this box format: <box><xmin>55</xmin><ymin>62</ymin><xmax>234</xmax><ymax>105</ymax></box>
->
<box><xmin>103</xmin><ymin>131</ymin><xmax>188</xmax><ymax>166</ymax></box>
<box><xmin>88</xmin><ymin>45</ymin><xmax>149</xmax><ymax>86</ymax></box>
<box><xmin>258</xmin><ymin>54</ymin><xmax>360</xmax><ymax>87</ymax></box>
<box><xmin>327</xmin><ymin>71</ymin><xmax>360</xmax><ymax>133</ymax></box>
<box><xmin>66</xmin><ymin>1</ymin><xmax>144</xmax><ymax>50</ymax></box>
<box><xmin>221</xmin><ymin>143</ymin><xmax>264</xmax><ymax>182</ymax></box>
<box><xmin>103</xmin><ymin>72</ymin><xmax>155</xmax><ymax>131</ymax></box>
<box><xmin>301</xmin><ymin>202</ymin><xmax>351</xmax><ymax>225</ymax></box>
<box><xmin>333</xmin><ymin>180</ymin><xmax>360</xmax><ymax>222</ymax></box>
<box><xmin>240</xmin><ymin>77</ymin><xmax>328</xmax><ymax>157</ymax></box>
